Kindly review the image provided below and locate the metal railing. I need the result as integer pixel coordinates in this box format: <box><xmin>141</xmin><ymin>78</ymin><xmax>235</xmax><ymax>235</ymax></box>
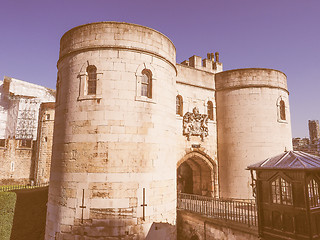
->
<box><xmin>177</xmin><ymin>193</ymin><xmax>257</xmax><ymax>227</ymax></box>
<box><xmin>0</xmin><ymin>183</ymin><xmax>49</xmax><ymax>192</ymax></box>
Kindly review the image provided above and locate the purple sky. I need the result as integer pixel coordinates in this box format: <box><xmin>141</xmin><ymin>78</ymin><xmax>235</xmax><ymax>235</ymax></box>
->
<box><xmin>1</xmin><ymin>0</ymin><xmax>319</xmax><ymax>137</ymax></box>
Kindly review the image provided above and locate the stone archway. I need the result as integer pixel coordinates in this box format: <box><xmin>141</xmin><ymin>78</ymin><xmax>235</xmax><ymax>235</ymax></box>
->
<box><xmin>177</xmin><ymin>151</ymin><xmax>216</xmax><ymax>197</ymax></box>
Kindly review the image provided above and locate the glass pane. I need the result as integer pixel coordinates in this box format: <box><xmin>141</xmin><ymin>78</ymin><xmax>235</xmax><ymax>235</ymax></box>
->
<box><xmin>281</xmin><ymin>178</ymin><xmax>292</xmax><ymax>205</ymax></box>
<box><xmin>309</xmin><ymin>179</ymin><xmax>320</xmax><ymax>207</ymax></box>
<box><xmin>280</xmin><ymin>100</ymin><xmax>286</xmax><ymax>120</ymax></box>
<box><xmin>271</xmin><ymin>178</ymin><xmax>281</xmax><ymax>204</ymax></box>
<box><xmin>88</xmin><ymin>80</ymin><xmax>96</xmax><ymax>95</ymax></box>
<box><xmin>88</xmin><ymin>72</ymin><xmax>96</xmax><ymax>80</ymax></box>
<box><xmin>141</xmin><ymin>84</ymin><xmax>148</xmax><ymax>97</ymax></box>
<box><xmin>141</xmin><ymin>74</ymin><xmax>149</xmax><ymax>84</ymax></box>
<box><xmin>176</xmin><ymin>96</ymin><xmax>182</xmax><ymax>115</ymax></box>
<box><xmin>87</xmin><ymin>66</ymin><xmax>97</xmax><ymax>95</ymax></box>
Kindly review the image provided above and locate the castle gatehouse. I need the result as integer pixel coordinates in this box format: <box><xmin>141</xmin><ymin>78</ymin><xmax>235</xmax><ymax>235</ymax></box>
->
<box><xmin>45</xmin><ymin>21</ymin><xmax>292</xmax><ymax>239</ymax></box>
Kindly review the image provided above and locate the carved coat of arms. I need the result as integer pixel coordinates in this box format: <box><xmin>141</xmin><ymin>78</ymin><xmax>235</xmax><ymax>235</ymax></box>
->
<box><xmin>183</xmin><ymin>107</ymin><xmax>208</xmax><ymax>141</ymax></box>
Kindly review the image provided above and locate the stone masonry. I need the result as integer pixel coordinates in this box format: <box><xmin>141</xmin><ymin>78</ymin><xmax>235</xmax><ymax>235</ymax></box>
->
<box><xmin>216</xmin><ymin>69</ymin><xmax>292</xmax><ymax>198</ymax></box>
<box><xmin>0</xmin><ymin>77</ymin><xmax>55</xmax><ymax>185</ymax></box>
<box><xmin>43</xmin><ymin>22</ymin><xmax>293</xmax><ymax>239</ymax></box>
<box><xmin>34</xmin><ymin>102</ymin><xmax>55</xmax><ymax>184</ymax></box>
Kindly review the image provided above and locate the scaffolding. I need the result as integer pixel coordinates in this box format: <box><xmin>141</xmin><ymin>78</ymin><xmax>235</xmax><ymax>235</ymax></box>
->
<box><xmin>6</xmin><ymin>95</ymin><xmax>39</xmax><ymax>140</ymax></box>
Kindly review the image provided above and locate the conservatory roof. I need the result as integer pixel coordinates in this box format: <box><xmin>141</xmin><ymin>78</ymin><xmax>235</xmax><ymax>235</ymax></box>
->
<box><xmin>247</xmin><ymin>151</ymin><xmax>320</xmax><ymax>170</ymax></box>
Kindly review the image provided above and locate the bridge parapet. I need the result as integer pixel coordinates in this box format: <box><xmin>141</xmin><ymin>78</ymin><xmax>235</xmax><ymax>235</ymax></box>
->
<box><xmin>177</xmin><ymin>210</ymin><xmax>259</xmax><ymax>240</ymax></box>
<box><xmin>177</xmin><ymin>193</ymin><xmax>257</xmax><ymax>227</ymax></box>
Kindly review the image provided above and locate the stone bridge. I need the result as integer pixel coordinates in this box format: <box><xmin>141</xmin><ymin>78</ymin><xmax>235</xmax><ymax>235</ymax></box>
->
<box><xmin>177</xmin><ymin>193</ymin><xmax>259</xmax><ymax>240</ymax></box>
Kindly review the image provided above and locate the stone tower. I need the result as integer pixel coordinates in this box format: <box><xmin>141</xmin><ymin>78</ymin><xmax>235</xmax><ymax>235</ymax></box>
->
<box><xmin>308</xmin><ymin>120</ymin><xmax>320</xmax><ymax>143</ymax></box>
<box><xmin>45</xmin><ymin>22</ymin><xmax>177</xmax><ymax>239</ymax></box>
<box><xmin>215</xmin><ymin>68</ymin><xmax>293</xmax><ymax>199</ymax></box>
<box><xmin>45</xmin><ymin>21</ymin><xmax>295</xmax><ymax>239</ymax></box>
<box><xmin>34</xmin><ymin>102</ymin><xmax>55</xmax><ymax>184</ymax></box>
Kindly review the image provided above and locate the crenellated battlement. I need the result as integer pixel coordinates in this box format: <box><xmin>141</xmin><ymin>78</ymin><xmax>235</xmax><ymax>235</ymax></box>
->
<box><xmin>180</xmin><ymin>52</ymin><xmax>223</xmax><ymax>73</ymax></box>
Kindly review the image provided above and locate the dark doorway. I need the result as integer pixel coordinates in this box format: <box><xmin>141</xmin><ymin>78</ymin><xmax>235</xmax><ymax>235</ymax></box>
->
<box><xmin>177</xmin><ymin>162</ymin><xmax>193</xmax><ymax>194</ymax></box>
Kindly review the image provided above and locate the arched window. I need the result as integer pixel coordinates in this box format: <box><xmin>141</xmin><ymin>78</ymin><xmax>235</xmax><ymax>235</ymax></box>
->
<box><xmin>141</xmin><ymin>69</ymin><xmax>152</xmax><ymax>98</ymax></box>
<box><xmin>207</xmin><ymin>101</ymin><xmax>214</xmax><ymax>120</ymax></box>
<box><xmin>87</xmin><ymin>65</ymin><xmax>97</xmax><ymax>95</ymax></box>
<box><xmin>176</xmin><ymin>95</ymin><xmax>183</xmax><ymax>116</ymax></box>
<box><xmin>271</xmin><ymin>177</ymin><xmax>292</xmax><ymax>205</ymax></box>
<box><xmin>308</xmin><ymin>179</ymin><xmax>320</xmax><ymax>207</ymax></box>
<box><xmin>280</xmin><ymin>99</ymin><xmax>286</xmax><ymax>120</ymax></box>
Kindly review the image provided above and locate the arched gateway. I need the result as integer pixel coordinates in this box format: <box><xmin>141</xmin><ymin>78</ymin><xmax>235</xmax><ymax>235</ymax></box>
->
<box><xmin>177</xmin><ymin>151</ymin><xmax>217</xmax><ymax>197</ymax></box>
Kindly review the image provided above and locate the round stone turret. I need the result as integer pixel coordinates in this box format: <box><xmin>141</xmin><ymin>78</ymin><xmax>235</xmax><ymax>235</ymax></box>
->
<box><xmin>45</xmin><ymin>22</ymin><xmax>177</xmax><ymax>239</ymax></box>
<box><xmin>215</xmin><ymin>68</ymin><xmax>292</xmax><ymax>199</ymax></box>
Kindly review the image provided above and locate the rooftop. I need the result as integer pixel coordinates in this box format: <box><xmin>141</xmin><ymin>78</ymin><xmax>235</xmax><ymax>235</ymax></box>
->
<box><xmin>247</xmin><ymin>151</ymin><xmax>320</xmax><ymax>170</ymax></box>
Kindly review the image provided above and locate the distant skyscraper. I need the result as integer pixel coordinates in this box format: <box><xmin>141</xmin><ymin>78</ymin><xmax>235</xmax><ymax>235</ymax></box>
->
<box><xmin>309</xmin><ymin>120</ymin><xmax>320</xmax><ymax>143</ymax></box>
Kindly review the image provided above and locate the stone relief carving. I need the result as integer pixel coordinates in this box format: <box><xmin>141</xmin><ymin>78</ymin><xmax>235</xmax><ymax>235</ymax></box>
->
<box><xmin>183</xmin><ymin>107</ymin><xmax>208</xmax><ymax>141</ymax></box>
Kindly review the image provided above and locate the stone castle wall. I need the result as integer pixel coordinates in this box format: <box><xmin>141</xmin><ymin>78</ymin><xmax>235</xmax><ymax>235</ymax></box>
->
<box><xmin>0</xmin><ymin>77</ymin><xmax>55</xmax><ymax>140</ymax></box>
<box><xmin>216</xmin><ymin>68</ymin><xmax>292</xmax><ymax>199</ymax></box>
<box><xmin>44</xmin><ymin>22</ymin><xmax>293</xmax><ymax>239</ymax></box>
<box><xmin>46</xmin><ymin>22</ymin><xmax>177</xmax><ymax>239</ymax></box>
<box><xmin>34</xmin><ymin>102</ymin><xmax>55</xmax><ymax>184</ymax></box>
<box><xmin>0</xmin><ymin>139</ymin><xmax>35</xmax><ymax>185</ymax></box>
<box><xmin>175</xmin><ymin>64</ymin><xmax>219</xmax><ymax>197</ymax></box>
<box><xmin>0</xmin><ymin>77</ymin><xmax>55</xmax><ymax>185</ymax></box>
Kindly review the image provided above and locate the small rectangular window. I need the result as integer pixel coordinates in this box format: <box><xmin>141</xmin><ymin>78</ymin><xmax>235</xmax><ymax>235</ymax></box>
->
<box><xmin>46</xmin><ymin>114</ymin><xmax>50</xmax><ymax>120</ymax></box>
<box><xmin>271</xmin><ymin>178</ymin><xmax>281</xmax><ymax>204</ymax></box>
<box><xmin>11</xmin><ymin>162</ymin><xmax>14</xmax><ymax>172</ymax></box>
<box><xmin>141</xmin><ymin>69</ymin><xmax>152</xmax><ymax>98</ymax></box>
<box><xmin>87</xmin><ymin>65</ymin><xmax>97</xmax><ymax>95</ymax></box>
<box><xmin>271</xmin><ymin>177</ymin><xmax>293</xmax><ymax>205</ymax></box>
<box><xmin>281</xmin><ymin>178</ymin><xmax>292</xmax><ymax>205</ymax></box>
<box><xmin>20</xmin><ymin>139</ymin><xmax>32</xmax><ymax>148</ymax></box>
<box><xmin>176</xmin><ymin>95</ymin><xmax>183</xmax><ymax>116</ymax></box>
<box><xmin>141</xmin><ymin>83</ymin><xmax>148</xmax><ymax>97</ymax></box>
<box><xmin>0</xmin><ymin>139</ymin><xmax>5</xmax><ymax>148</ymax></box>
<box><xmin>308</xmin><ymin>179</ymin><xmax>320</xmax><ymax>207</ymax></box>
<box><xmin>280</xmin><ymin>100</ymin><xmax>286</xmax><ymax>120</ymax></box>
<box><xmin>207</xmin><ymin>101</ymin><xmax>214</xmax><ymax>120</ymax></box>
<box><xmin>88</xmin><ymin>78</ymin><xmax>97</xmax><ymax>95</ymax></box>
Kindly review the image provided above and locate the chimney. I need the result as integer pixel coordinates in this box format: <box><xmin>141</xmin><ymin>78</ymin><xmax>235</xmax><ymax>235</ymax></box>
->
<box><xmin>189</xmin><ymin>55</ymin><xmax>202</xmax><ymax>68</ymax></box>
<box><xmin>215</xmin><ymin>52</ymin><xmax>220</xmax><ymax>62</ymax></box>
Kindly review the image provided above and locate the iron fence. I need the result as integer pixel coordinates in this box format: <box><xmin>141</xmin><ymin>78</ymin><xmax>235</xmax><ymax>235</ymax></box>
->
<box><xmin>177</xmin><ymin>193</ymin><xmax>257</xmax><ymax>227</ymax></box>
<box><xmin>0</xmin><ymin>183</ymin><xmax>49</xmax><ymax>192</ymax></box>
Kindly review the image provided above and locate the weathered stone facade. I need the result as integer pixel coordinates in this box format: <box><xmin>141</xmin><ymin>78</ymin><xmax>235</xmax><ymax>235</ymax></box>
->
<box><xmin>45</xmin><ymin>22</ymin><xmax>293</xmax><ymax>239</ymax></box>
<box><xmin>216</xmin><ymin>69</ymin><xmax>292</xmax><ymax>198</ymax></box>
<box><xmin>0</xmin><ymin>77</ymin><xmax>55</xmax><ymax>184</ymax></box>
<box><xmin>34</xmin><ymin>102</ymin><xmax>55</xmax><ymax>184</ymax></box>
<box><xmin>0</xmin><ymin>138</ymin><xmax>35</xmax><ymax>185</ymax></box>
<box><xmin>47</xmin><ymin>22</ymin><xmax>178</xmax><ymax>240</ymax></box>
